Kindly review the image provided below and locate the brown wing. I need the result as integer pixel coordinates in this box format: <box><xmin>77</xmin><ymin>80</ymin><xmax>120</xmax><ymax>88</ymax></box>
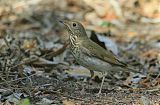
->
<box><xmin>81</xmin><ymin>39</ymin><xmax>127</xmax><ymax>67</ymax></box>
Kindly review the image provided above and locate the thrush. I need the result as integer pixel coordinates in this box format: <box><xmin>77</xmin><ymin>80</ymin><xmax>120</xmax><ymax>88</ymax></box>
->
<box><xmin>60</xmin><ymin>20</ymin><xmax>139</xmax><ymax>95</ymax></box>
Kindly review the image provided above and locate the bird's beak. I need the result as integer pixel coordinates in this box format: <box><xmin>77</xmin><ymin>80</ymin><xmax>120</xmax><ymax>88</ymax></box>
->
<box><xmin>59</xmin><ymin>20</ymin><xmax>64</xmax><ymax>24</ymax></box>
<box><xmin>59</xmin><ymin>20</ymin><xmax>68</xmax><ymax>26</ymax></box>
<box><xmin>59</xmin><ymin>20</ymin><xmax>73</xmax><ymax>34</ymax></box>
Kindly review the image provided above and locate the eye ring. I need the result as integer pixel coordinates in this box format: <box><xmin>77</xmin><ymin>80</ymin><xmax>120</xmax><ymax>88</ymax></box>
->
<box><xmin>73</xmin><ymin>23</ymin><xmax>76</xmax><ymax>27</ymax></box>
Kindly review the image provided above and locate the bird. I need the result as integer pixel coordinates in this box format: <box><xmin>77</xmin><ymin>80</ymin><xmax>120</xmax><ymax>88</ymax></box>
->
<box><xmin>59</xmin><ymin>20</ymin><xmax>139</xmax><ymax>95</ymax></box>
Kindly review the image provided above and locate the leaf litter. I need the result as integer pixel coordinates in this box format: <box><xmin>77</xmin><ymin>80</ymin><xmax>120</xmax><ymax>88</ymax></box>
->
<box><xmin>0</xmin><ymin>0</ymin><xmax>159</xmax><ymax>104</ymax></box>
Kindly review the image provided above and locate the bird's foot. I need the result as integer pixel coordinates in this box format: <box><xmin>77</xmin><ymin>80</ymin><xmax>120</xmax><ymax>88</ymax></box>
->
<box><xmin>95</xmin><ymin>89</ymin><xmax>102</xmax><ymax>97</ymax></box>
<box><xmin>80</xmin><ymin>87</ymin><xmax>85</xmax><ymax>95</ymax></box>
<box><xmin>96</xmin><ymin>91</ymin><xmax>101</xmax><ymax>97</ymax></box>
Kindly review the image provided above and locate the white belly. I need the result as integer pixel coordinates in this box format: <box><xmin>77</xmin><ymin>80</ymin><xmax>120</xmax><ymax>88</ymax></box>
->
<box><xmin>76</xmin><ymin>55</ymin><xmax>114</xmax><ymax>73</ymax></box>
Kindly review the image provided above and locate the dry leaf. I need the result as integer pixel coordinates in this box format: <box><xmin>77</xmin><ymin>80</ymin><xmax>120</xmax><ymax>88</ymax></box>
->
<box><xmin>63</xmin><ymin>100</ymin><xmax>75</xmax><ymax>105</ymax></box>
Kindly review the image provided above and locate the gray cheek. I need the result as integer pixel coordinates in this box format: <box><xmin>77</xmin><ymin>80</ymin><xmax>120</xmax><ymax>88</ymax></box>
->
<box><xmin>74</xmin><ymin>30</ymin><xmax>80</xmax><ymax>33</ymax></box>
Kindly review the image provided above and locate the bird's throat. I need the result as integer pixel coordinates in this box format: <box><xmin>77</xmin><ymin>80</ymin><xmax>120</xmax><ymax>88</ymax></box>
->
<box><xmin>69</xmin><ymin>35</ymin><xmax>81</xmax><ymax>54</ymax></box>
<box><xmin>69</xmin><ymin>35</ymin><xmax>78</xmax><ymax>46</ymax></box>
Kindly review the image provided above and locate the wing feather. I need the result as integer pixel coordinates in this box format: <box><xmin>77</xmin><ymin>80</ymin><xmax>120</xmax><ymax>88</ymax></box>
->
<box><xmin>81</xmin><ymin>40</ymin><xmax>127</xmax><ymax>67</ymax></box>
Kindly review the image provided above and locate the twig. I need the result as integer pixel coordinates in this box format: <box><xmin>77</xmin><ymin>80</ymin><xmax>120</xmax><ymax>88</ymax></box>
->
<box><xmin>10</xmin><ymin>57</ymin><xmax>39</xmax><ymax>69</ymax></box>
<box><xmin>0</xmin><ymin>74</ymin><xmax>36</xmax><ymax>85</ymax></box>
<box><xmin>42</xmin><ymin>90</ymin><xmax>88</xmax><ymax>102</ymax></box>
<box><xmin>42</xmin><ymin>42</ymin><xmax>69</xmax><ymax>59</ymax></box>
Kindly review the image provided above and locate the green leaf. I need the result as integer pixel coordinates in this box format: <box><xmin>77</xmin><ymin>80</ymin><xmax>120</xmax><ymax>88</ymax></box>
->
<box><xmin>19</xmin><ymin>98</ymin><xmax>30</xmax><ymax>105</ymax></box>
<box><xmin>100</xmin><ymin>21</ymin><xmax>111</xmax><ymax>27</ymax></box>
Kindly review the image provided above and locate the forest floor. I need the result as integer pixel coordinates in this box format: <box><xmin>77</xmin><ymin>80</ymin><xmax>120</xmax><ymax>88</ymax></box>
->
<box><xmin>0</xmin><ymin>0</ymin><xmax>159</xmax><ymax>105</ymax></box>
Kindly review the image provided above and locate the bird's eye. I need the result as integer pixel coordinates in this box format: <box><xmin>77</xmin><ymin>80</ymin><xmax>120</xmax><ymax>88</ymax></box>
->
<box><xmin>73</xmin><ymin>23</ymin><xmax>76</xmax><ymax>27</ymax></box>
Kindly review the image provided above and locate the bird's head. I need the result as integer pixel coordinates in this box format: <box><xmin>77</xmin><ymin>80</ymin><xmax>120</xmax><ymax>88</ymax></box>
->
<box><xmin>59</xmin><ymin>20</ymin><xmax>88</xmax><ymax>40</ymax></box>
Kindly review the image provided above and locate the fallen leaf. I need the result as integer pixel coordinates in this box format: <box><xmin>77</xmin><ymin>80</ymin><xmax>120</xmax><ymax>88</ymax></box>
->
<box><xmin>62</xmin><ymin>100</ymin><xmax>75</xmax><ymax>105</ymax></box>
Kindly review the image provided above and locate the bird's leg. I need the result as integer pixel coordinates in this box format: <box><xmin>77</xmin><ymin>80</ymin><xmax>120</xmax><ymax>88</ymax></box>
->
<box><xmin>97</xmin><ymin>72</ymin><xmax>107</xmax><ymax>96</ymax></box>
<box><xmin>90</xmin><ymin>70</ymin><xmax>94</xmax><ymax>79</ymax></box>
